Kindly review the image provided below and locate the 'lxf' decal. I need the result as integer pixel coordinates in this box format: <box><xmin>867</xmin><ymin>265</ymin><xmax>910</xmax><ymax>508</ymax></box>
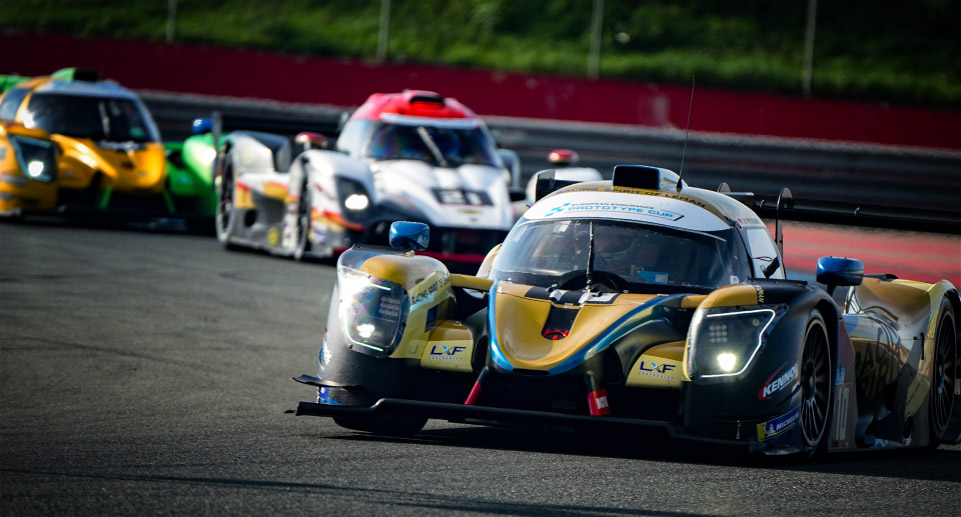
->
<box><xmin>637</xmin><ymin>361</ymin><xmax>678</xmax><ymax>379</ymax></box>
<box><xmin>429</xmin><ymin>345</ymin><xmax>466</xmax><ymax>360</ymax></box>
<box><xmin>640</xmin><ymin>361</ymin><xmax>676</xmax><ymax>373</ymax></box>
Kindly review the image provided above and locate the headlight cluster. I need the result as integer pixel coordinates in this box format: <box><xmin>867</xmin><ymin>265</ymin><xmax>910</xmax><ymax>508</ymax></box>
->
<box><xmin>344</xmin><ymin>193</ymin><xmax>369</xmax><ymax>210</ymax></box>
<box><xmin>687</xmin><ymin>305</ymin><xmax>784</xmax><ymax>379</ymax></box>
<box><xmin>337</xmin><ymin>177</ymin><xmax>370</xmax><ymax>214</ymax></box>
<box><xmin>10</xmin><ymin>136</ymin><xmax>57</xmax><ymax>183</ymax></box>
<box><xmin>338</xmin><ymin>266</ymin><xmax>409</xmax><ymax>357</ymax></box>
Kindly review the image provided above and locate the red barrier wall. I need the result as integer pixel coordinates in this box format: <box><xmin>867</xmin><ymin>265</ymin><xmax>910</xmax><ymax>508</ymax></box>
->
<box><xmin>3</xmin><ymin>31</ymin><xmax>959</xmax><ymax>150</ymax></box>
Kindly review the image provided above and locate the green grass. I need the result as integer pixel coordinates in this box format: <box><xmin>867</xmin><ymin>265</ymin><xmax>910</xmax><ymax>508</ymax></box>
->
<box><xmin>2</xmin><ymin>0</ymin><xmax>958</xmax><ymax>107</ymax></box>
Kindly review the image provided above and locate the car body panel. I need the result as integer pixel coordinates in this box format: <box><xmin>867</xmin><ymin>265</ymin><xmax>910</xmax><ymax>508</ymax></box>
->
<box><xmin>293</xmin><ymin>165</ymin><xmax>959</xmax><ymax>457</ymax></box>
<box><xmin>163</xmin><ymin>133</ymin><xmax>218</xmax><ymax>215</ymax></box>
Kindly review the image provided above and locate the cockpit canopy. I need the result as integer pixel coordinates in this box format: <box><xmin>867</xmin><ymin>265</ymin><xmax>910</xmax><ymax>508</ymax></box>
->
<box><xmin>23</xmin><ymin>92</ymin><xmax>160</xmax><ymax>143</ymax></box>
<box><xmin>335</xmin><ymin>90</ymin><xmax>502</xmax><ymax>169</ymax></box>
<box><xmin>490</xmin><ymin>217</ymin><xmax>747</xmax><ymax>293</ymax></box>
<box><xmin>361</xmin><ymin>116</ymin><xmax>500</xmax><ymax>167</ymax></box>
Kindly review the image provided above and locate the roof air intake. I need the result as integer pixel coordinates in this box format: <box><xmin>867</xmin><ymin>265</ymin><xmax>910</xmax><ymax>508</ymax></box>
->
<box><xmin>612</xmin><ymin>165</ymin><xmax>661</xmax><ymax>190</ymax></box>
<box><xmin>404</xmin><ymin>90</ymin><xmax>445</xmax><ymax>106</ymax></box>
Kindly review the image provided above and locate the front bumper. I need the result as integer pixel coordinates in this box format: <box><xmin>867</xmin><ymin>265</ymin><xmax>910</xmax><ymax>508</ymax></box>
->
<box><xmin>294</xmin><ymin>398</ymin><xmax>750</xmax><ymax>449</ymax></box>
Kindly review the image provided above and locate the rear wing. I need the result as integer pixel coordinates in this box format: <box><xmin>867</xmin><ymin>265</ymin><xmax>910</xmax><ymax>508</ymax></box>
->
<box><xmin>533</xmin><ymin>166</ymin><xmax>959</xmax><ymax>235</ymax></box>
<box><xmin>190</xmin><ymin>111</ymin><xmax>340</xmax><ymax>142</ymax></box>
<box><xmin>718</xmin><ymin>182</ymin><xmax>961</xmax><ymax>235</ymax></box>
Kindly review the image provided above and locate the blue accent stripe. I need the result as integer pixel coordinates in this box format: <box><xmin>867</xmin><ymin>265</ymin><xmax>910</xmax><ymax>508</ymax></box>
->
<box><xmin>488</xmin><ymin>280</ymin><xmax>514</xmax><ymax>371</ymax></box>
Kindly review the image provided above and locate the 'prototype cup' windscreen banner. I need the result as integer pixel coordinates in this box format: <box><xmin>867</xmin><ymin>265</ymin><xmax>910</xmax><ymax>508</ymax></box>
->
<box><xmin>523</xmin><ymin>190</ymin><xmax>728</xmax><ymax>232</ymax></box>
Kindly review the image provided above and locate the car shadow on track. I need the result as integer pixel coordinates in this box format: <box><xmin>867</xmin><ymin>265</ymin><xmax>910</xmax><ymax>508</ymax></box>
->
<box><xmin>320</xmin><ymin>421</ymin><xmax>961</xmax><ymax>481</ymax></box>
<box><xmin>5</xmin><ymin>212</ymin><xmax>215</xmax><ymax>236</ymax></box>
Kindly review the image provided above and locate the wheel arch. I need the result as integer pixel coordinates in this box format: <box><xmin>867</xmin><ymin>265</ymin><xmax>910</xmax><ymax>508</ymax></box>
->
<box><xmin>814</xmin><ymin>297</ymin><xmax>843</xmax><ymax>379</ymax></box>
<box><xmin>939</xmin><ymin>288</ymin><xmax>961</xmax><ymax>444</ymax></box>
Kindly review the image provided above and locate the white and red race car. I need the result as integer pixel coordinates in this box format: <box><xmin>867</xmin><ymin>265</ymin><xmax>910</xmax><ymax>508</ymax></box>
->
<box><xmin>210</xmin><ymin>90</ymin><xmax>524</xmax><ymax>264</ymax></box>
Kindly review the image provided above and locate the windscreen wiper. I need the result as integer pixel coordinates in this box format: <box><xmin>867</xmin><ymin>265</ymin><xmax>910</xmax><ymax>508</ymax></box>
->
<box><xmin>585</xmin><ymin>221</ymin><xmax>595</xmax><ymax>290</ymax></box>
<box><xmin>97</xmin><ymin>102</ymin><xmax>112</xmax><ymax>141</ymax></box>
<box><xmin>416</xmin><ymin>126</ymin><xmax>449</xmax><ymax>167</ymax></box>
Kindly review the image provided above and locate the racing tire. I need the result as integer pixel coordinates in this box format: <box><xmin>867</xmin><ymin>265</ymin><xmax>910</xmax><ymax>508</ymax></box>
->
<box><xmin>928</xmin><ymin>298</ymin><xmax>957</xmax><ymax>447</ymax></box>
<box><xmin>334</xmin><ymin>412</ymin><xmax>428</xmax><ymax>438</ymax></box>
<box><xmin>292</xmin><ymin>179</ymin><xmax>312</xmax><ymax>261</ymax></box>
<box><xmin>216</xmin><ymin>160</ymin><xmax>239</xmax><ymax>250</ymax></box>
<box><xmin>800</xmin><ymin>310</ymin><xmax>831</xmax><ymax>459</ymax></box>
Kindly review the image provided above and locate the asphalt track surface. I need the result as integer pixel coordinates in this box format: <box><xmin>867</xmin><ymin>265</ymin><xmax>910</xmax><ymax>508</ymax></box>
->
<box><xmin>2</xmin><ymin>221</ymin><xmax>960</xmax><ymax>516</ymax></box>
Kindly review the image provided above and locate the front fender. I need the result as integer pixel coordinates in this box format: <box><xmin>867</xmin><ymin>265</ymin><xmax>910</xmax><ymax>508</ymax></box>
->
<box><xmin>302</xmin><ymin>149</ymin><xmax>372</xmax><ymax>185</ymax></box>
<box><xmin>164</xmin><ymin>135</ymin><xmax>218</xmax><ymax>215</ymax></box>
<box><xmin>682</xmin><ymin>281</ymin><xmax>837</xmax><ymax>439</ymax></box>
<box><xmin>316</xmin><ymin>246</ymin><xmax>463</xmax><ymax>403</ymax></box>
<box><xmin>226</xmin><ymin>131</ymin><xmax>290</xmax><ymax>175</ymax></box>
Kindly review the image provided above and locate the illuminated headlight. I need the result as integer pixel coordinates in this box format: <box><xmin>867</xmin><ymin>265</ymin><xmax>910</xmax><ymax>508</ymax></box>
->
<box><xmin>344</xmin><ymin>193</ymin><xmax>369</xmax><ymax>211</ymax></box>
<box><xmin>687</xmin><ymin>305</ymin><xmax>784</xmax><ymax>379</ymax></box>
<box><xmin>26</xmin><ymin>161</ymin><xmax>45</xmax><ymax>178</ymax></box>
<box><xmin>716</xmin><ymin>352</ymin><xmax>738</xmax><ymax>372</ymax></box>
<box><xmin>336</xmin><ymin>177</ymin><xmax>371</xmax><ymax>217</ymax></box>
<box><xmin>10</xmin><ymin>135</ymin><xmax>57</xmax><ymax>183</ymax></box>
<box><xmin>338</xmin><ymin>266</ymin><xmax>409</xmax><ymax>356</ymax></box>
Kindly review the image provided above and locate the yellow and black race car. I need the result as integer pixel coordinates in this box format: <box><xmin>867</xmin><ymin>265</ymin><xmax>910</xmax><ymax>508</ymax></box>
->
<box><xmin>293</xmin><ymin>165</ymin><xmax>960</xmax><ymax>458</ymax></box>
<box><xmin>0</xmin><ymin>68</ymin><xmax>212</xmax><ymax>222</ymax></box>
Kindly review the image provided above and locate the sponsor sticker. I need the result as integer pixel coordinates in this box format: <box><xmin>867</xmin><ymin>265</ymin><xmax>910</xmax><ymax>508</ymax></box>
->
<box><xmin>427</xmin><ymin>344</ymin><xmax>468</xmax><ymax>361</ymax></box>
<box><xmin>410</xmin><ymin>277</ymin><xmax>447</xmax><ymax>306</ymax></box>
<box><xmin>267</xmin><ymin>227</ymin><xmax>280</xmax><ymax>247</ymax></box>
<box><xmin>832</xmin><ymin>383</ymin><xmax>852</xmax><ymax>448</ymax></box>
<box><xmin>638</xmin><ymin>361</ymin><xmax>678</xmax><ymax>380</ymax></box>
<box><xmin>525</xmin><ymin>191</ymin><xmax>727</xmax><ymax>231</ymax></box>
<box><xmin>756</xmin><ymin>406</ymin><xmax>800</xmax><ymax>441</ymax></box>
<box><xmin>543</xmin><ymin>201</ymin><xmax>680</xmax><ymax>221</ymax></box>
<box><xmin>433</xmin><ymin>188</ymin><xmax>492</xmax><ymax>206</ymax></box>
<box><xmin>317</xmin><ymin>387</ymin><xmax>342</xmax><ymax>405</ymax></box>
<box><xmin>758</xmin><ymin>363</ymin><xmax>799</xmax><ymax>400</ymax></box>
<box><xmin>834</xmin><ymin>367</ymin><xmax>847</xmax><ymax>385</ymax></box>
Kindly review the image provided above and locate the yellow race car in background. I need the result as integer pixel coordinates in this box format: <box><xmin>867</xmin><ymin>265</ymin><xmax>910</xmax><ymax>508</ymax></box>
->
<box><xmin>0</xmin><ymin>68</ymin><xmax>212</xmax><ymax>223</ymax></box>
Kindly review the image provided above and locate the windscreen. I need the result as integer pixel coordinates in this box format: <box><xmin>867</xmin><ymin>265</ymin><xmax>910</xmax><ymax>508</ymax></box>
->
<box><xmin>490</xmin><ymin>218</ymin><xmax>744</xmax><ymax>293</ymax></box>
<box><xmin>24</xmin><ymin>93</ymin><xmax>160</xmax><ymax>143</ymax></box>
<box><xmin>362</xmin><ymin>121</ymin><xmax>499</xmax><ymax>167</ymax></box>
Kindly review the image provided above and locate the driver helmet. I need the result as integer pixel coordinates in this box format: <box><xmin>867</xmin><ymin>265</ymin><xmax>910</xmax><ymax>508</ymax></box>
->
<box><xmin>593</xmin><ymin>224</ymin><xmax>633</xmax><ymax>254</ymax></box>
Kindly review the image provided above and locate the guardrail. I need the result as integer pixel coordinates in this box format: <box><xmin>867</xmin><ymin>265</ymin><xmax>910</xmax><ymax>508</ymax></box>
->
<box><xmin>141</xmin><ymin>90</ymin><xmax>961</xmax><ymax>232</ymax></box>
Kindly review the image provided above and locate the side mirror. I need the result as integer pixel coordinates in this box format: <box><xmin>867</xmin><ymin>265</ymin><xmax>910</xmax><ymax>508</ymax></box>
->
<box><xmin>388</xmin><ymin>221</ymin><xmax>430</xmax><ymax>251</ymax></box>
<box><xmin>296</xmin><ymin>131</ymin><xmax>328</xmax><ymax>151</ymax></box>
<box><xmin>497</xmin><ymin>148</ymin><xmax>521</xmax><ymax>188</ymax></box>
<box><xmin>192</xmin><ymin>118</ymin><xmax>213</xmax><ymax>134</ymax></box>
<box><xmin>816</xmin><ymin>256</ymin><xmax>864</xmax><ymax>295</ymax></box>
<box><xmin>532</xmin><ymin>169</ymin><xmax>557</xmax><ymax>202</ymax></box>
